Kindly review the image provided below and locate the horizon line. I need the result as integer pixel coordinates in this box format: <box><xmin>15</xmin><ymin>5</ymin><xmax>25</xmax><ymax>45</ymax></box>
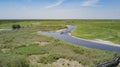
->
<box><xmin>0</xmin><ymin>19</ymin><xmax>120</xmax><ymax>21</ymax></box>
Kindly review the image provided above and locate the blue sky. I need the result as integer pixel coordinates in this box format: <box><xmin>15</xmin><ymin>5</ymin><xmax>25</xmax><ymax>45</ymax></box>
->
<box><xmin>0</xmin><ymin>0</ymin><xmax>120</xmax><ymax>19</ymax></box>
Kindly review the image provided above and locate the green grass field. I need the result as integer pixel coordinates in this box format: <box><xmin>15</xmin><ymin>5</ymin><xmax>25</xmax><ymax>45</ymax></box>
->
<box><xmin>0</xmin><ymin>20</ymin><xmax>120</xmax><ymax>67</ymax></box>
<box><xmin>72</xmin><ymin>21</ymin><xmax>120</xmax><ymax>44</ymax></box>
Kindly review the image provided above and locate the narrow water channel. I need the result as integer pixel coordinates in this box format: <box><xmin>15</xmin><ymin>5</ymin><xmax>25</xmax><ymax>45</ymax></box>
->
<box><xmin>39</xmin><ymin>25</ymin><xmax>120</xmax><ymax>52</ymax></box>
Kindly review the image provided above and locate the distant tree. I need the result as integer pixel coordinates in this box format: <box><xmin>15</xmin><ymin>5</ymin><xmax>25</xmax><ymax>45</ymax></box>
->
<box><xmin>12</xmin><ymin>24</ymin><xmax>21</xmax><ymax>30</ymax></box>
<box><xmin>16</xmin><ymin>24</ymin><xmax>21</xmax><ymax>29</ymax></box>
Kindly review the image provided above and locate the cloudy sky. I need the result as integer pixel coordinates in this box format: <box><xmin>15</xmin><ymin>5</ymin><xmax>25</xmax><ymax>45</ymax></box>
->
<box><xmin>0</xmin><ymin>0</ymin><xmax>120</xmax><ymax>19</ymax></box>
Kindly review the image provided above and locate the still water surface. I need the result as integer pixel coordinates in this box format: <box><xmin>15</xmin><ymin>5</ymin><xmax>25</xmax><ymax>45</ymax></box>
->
<box><xmin>38</xmin><ymin>25</ymin><xmax>120</xmax><ymax>52</ymax></box>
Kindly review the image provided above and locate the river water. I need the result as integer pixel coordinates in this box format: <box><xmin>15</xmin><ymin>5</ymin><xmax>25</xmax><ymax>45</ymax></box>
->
<box><xmin>38</xmin><ymin>25</ymin><xmax>120</xmax><ymax>53</ymax></box>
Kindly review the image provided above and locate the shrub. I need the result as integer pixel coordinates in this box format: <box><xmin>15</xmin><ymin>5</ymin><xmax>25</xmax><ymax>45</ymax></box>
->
<box><xmin>12</xmin><ymin>24</ymin><xmax>21</xmax><ymax>30</ymax></box>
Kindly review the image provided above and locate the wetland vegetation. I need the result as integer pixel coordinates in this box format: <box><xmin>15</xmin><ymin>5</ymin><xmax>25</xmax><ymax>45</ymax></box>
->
<box><xmin>0</xmin><ymin>20</ymin><xmax>120</xmax><ymax>67</ymax></box>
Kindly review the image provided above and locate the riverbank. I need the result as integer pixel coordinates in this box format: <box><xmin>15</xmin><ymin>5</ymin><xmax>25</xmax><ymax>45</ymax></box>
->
<box><xmin>72</xmin><ymin>22</ymin><xmax>120</xmax><ymax>44</ymax></box>
<box><xmin>0</xmin><ymin>20</ymin><xmax>119</xmax><ymax>67</ymax></box>
<box><xmin>69</xmin><ymin>33</ymin><xmax>120</xmax><ymax>47</ymax></box>
<box><xmin>56</xmin><ymin>25</ymin><xmax>120</xmax><ymax>47</ymax></box>
<box><xmin>0</xmin><ymin>27</ymin><xmax>117</xmax><ymax>67</ymax></box>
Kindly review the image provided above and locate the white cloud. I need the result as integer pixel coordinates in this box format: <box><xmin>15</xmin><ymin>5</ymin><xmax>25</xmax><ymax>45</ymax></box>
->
<box><xmin>45</xmin><ymin>0</ymin><xmax>65</xmax><ymax>9</ymax></box>
<box><xmin>80</xmin><ymin>0</ymin><xmax>100</xmax><ymax>7</ymax></box>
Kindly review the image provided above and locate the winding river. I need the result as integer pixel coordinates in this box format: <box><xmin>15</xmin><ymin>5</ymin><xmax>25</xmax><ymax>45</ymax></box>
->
<box><xmin>38</xmin><ymin>25</ymin><xmax>120</xmax><ymax>53</ymax></box>
<box><xmin>1</xmin><ymin>26</ymin><xmax>120</xmax><ymax>52</ymax></box>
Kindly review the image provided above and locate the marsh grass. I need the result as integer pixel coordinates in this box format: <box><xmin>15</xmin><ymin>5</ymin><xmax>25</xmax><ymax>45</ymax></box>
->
<box><xmin>72</xmin><ymin>22</ymin><xmax>120</xmax><ymax>44</ymax></box>
<box><xmin>0</xmin><ymin>20</ymin><xmax>119</xmax><ymax>67</ymax></box>
<box><xmin>0</xmin><ymin>54</ymin><xmax>29</xmax><ymax>67</ymax></box>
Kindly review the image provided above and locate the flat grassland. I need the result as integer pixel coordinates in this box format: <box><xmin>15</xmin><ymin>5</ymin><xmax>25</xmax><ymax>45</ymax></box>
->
<box><xmin>72</xmin><ymin>20</ymin><xmax>120</xmax><ymax>44</ymax></box>
<box><xmin>0</xmin><ymin>20</ymin><xmax>119</xmax><ymax>67</ymax></box>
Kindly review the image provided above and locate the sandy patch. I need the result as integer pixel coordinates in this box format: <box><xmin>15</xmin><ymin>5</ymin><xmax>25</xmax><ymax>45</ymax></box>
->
<box><xmin>69</xmin><ymin>33</ymin><xmax>120</xmax><ymax>47</ymax></box>
<box><xmin>56</xmin><ymin>29</ymin><xmax>67</xmax><ymax>32</ymax></box>
<box><xmin>94</xmin><ymin>39</ymin><xmax>120</xmax><ymax>47</ymax></box>
<box><xmin>35</xmin><ymin>41</ymin><xmax>50</xmax><ymax>46</ymax></box>
<box><xmin>0</xmin><ymin>29</ymin><xmax>4</xmax><ymax>31</ymax></box>
<box><xmin>29</xmin><ymin>55</ymin><xmax>39</xmax><ymax>65</ymax></box>
<box><xmin>0</xmin><ymin>29</ymin><xmax>12</xmax><ymax>31</ymax></box>
<box><xmin>1</xmin><ymin>48</ymin><xmax>10</xmax><ymax>53</ymax></box>
<box><xmin>52</xmin><ymin>58</ymin><xmax>84</xmax><ymax>67</ymax></box>
<box><xmin>29</xmin><ymin>55</ymin><xmax>84</xmax><ymax>67</ymax></box>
